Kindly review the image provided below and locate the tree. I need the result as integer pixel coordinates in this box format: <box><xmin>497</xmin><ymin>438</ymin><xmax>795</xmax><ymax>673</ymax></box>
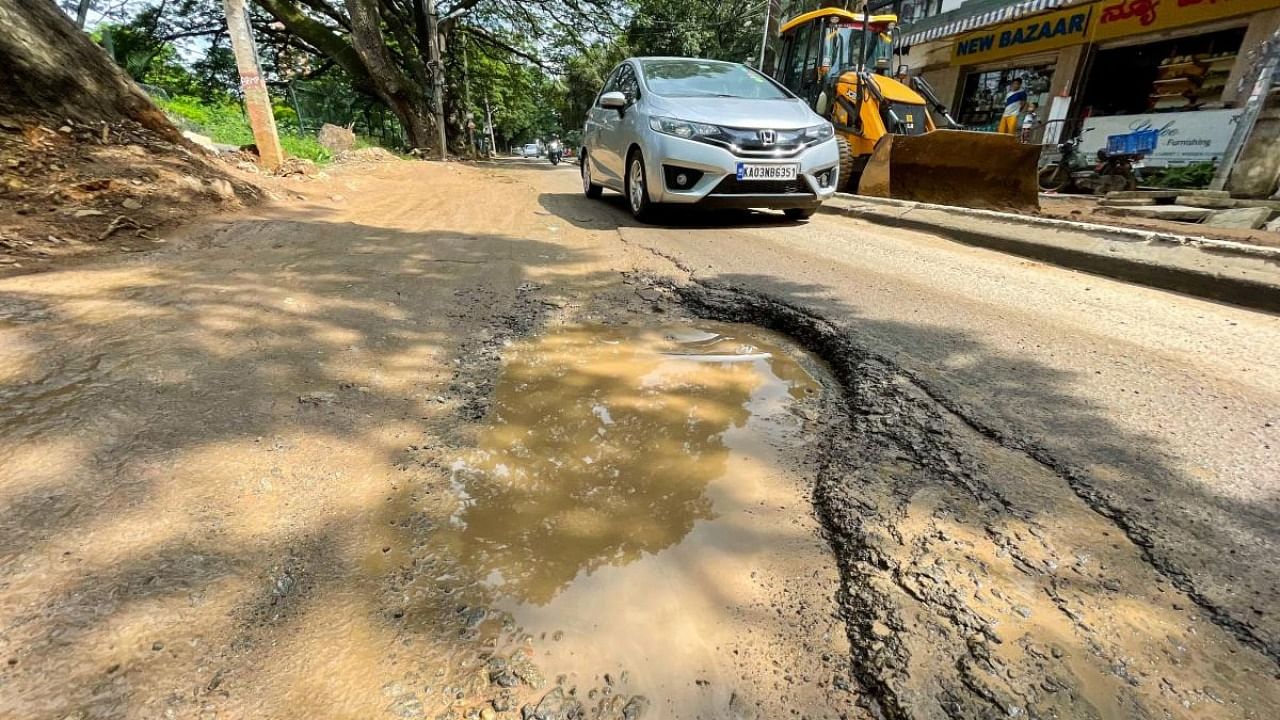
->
<box><xmin>0</xmin><ymin>0</ymin><xmax>178</xmax><ymax>139</ymax></box>
<box><xmin>625</xmin><ymin>0</ymin><xmax>765</xmax><ymax>63</ymax></box>
<box><xmin>558</xmin><ymin>42</ymin><xmax>626</xmax><ymax>133</ymax></box>
<box><xmin>251</xmin><ymin>0</ymin><xmax>616</xmax><ymax>150</ymax></box>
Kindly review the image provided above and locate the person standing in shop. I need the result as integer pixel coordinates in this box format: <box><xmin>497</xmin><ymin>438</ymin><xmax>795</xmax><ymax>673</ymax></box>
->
<box><xmin>998</xmin><ymin>77</ymin><xmax>1028</xmax><ymax>135</ymax></box>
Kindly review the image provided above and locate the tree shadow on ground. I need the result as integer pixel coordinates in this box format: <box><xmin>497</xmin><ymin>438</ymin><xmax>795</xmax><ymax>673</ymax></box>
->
<box><xmin>0</xmin><ymin>207</ymin><xmax>844</xmax><ymax>719</ymax></box>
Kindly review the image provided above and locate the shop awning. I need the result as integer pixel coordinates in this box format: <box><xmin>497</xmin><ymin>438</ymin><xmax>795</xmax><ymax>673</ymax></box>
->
<box><xmin>900</xmin><ymin>0</ymin><xmax>1067</xmax><ymax>46</ymax></box>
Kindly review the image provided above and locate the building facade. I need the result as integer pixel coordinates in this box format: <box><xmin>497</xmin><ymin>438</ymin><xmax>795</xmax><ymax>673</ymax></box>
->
<box><xmin>897</xmin><ymin>0</ymin><xmax>1280</xmax><ymax>170</ymax></box>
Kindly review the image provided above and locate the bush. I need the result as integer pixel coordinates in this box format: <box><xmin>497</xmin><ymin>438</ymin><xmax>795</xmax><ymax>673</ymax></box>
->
<box><xmin>154</xmin><ymin>95</ymin><xmax>331</xmax><ymax>164</ymax></box>
<box><xmin>1149</xmin><ymin>162</ymin><xmax>1216</xmax><ymax>189</ymax></box>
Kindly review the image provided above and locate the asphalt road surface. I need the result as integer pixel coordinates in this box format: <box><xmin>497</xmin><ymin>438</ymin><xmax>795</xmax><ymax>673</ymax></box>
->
<box><xmin>2</xmin><ymin>158</ymin><xmax>1276</xmax><ymax>720</ymax></box>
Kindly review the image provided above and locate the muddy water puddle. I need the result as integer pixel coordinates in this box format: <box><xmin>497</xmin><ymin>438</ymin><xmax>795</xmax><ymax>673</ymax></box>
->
<box><xmin>434</xmin><ymin>322</ymin><xmax>848</xmax><ymax>718</ymax></box>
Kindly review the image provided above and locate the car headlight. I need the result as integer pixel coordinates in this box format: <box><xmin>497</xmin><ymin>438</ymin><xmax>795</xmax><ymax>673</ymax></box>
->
<box><xmin>649</xmin><ymin>116</ymin><xmax>722</xmax><ymax>141</ymax></box>
<box><xmin>802</xmin><ymin>123</ymin><xmax>835</xmax><ymax>142</ymax></box>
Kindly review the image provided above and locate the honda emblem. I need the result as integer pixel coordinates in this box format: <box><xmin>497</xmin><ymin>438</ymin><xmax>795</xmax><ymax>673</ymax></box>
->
<box><xmin>759</xmin><ymin>129</ymin><xmax>776</xmax><ymax>145</ymax></box>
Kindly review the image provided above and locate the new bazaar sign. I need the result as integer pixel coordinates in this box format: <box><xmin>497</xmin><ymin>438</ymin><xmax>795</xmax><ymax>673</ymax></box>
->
<box><xmin>953</xmin><ymin>6</ymin><xmax>1095</xmax><ymax>64</ymax></box>
<box><xmin>951</xmin><ymin>0</ymin><xmax>1272</xmax><ymax>65</ymax></box>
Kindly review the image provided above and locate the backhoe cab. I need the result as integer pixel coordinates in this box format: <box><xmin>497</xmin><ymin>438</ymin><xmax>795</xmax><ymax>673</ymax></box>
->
<box><xmin>773</xmin><ymin>8</ymin><xmax>1039</xmax><ymax>211</ymax></box>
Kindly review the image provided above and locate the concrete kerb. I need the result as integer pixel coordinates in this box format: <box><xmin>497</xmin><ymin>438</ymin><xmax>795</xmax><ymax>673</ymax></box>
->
<box><xmin>819</xmin><ymin>193</ymin><xmax>1280</xmax><ymax>314</ymax></box>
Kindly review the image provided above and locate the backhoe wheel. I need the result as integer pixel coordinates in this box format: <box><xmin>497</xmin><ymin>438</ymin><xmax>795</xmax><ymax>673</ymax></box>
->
<box><xmin>835</xmin><ymin>135</ymin><xmax>856</xmax><ymax>193</ymax></box>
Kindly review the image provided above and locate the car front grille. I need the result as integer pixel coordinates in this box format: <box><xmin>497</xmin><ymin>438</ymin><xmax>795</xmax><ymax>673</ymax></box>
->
<box><xmin>711</xmin><ymin>176</ymin><xmax>812</xmax><ymax>196</ymax></box>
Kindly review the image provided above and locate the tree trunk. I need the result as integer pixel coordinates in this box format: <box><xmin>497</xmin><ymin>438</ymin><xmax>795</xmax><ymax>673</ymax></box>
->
<box><xmin>0</xmin><ymin>0</ymin><xmax>178</xmax><ymax>140</ymax></box>
<box><xmin>390</xmin><ymin>99</ymin><xmax>435</xmax><ymax>151</ymax></box>
<box><xmin>346</xmin><ymin>0</ymin><xmax>437</xmax><ymax>150</ymax></box>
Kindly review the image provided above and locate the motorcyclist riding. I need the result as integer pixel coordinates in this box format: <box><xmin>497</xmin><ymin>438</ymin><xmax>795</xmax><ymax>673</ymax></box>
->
<box><xmin>547</xmin><ymin>134</ymin><xmax>564</xmax><ymax>166</ymax></box>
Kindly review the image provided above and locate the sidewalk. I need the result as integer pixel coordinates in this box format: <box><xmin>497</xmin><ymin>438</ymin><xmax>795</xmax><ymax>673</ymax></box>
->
<box><xmin>820</xmin><ymin>193</ymin><xmax>1280</xmax><ymax>313</ymax></box>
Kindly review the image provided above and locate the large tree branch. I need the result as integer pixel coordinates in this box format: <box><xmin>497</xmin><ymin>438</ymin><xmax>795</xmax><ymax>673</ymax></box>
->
<box><xmin>465</xmin><ymin>26</ymin><xmax>552</xmax><ymax>70</ymax></box>
<box><xmin>441</xmin><ymin>0</ymin><xmax>485</xmax><ymax>22</ymax></box>
<box><xmin>255</xmin><ymin>0</ymin><xmax>371</xmax><ymax>86</ymax></box>
<box><xmin>295</xmin><ymin>0</ymin><xmax>350</xmax><ymax>30</ymax></box>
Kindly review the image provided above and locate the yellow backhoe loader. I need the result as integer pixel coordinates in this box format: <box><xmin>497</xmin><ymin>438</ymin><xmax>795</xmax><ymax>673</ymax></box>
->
<box><xmin>773</xmin><ymin>8</ymin><xmax>1040</xmax><ymax>211</ymax></box>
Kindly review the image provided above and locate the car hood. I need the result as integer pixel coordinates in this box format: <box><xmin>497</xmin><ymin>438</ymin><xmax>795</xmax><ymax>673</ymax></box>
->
<box><xmin>647</xmin><ymin>96</ymin><xmax>820</xmax><ymax>130</ymax></box>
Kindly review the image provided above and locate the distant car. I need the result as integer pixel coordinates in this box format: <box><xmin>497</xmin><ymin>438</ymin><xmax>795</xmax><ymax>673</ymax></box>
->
<box><xmin>521</xmin><ymin>143</ymin><xmax>540</xmax><ymax>158</ymax></box>
<box><xmin>580</xmin><ymin>57</ymin><xmax>839</xmax><ymax>221</ymax></box>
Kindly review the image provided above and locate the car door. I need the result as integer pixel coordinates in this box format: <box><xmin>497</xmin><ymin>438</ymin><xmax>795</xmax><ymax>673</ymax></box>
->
<box><xmin>584</xmin><ymin>66</ymin><xmax>622</xmax><ymax>188</ymax></box>
<box><xmin>594</xmin><ymin>63</ymin><xmax>641</xmax><ymax>186</ymax></box>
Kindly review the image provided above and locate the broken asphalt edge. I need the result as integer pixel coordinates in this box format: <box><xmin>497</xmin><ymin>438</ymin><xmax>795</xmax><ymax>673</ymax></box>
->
<box><xmin>821</xmin><ymin>193</ymin><xmax>1280</xmax><ymax>314</ymax></box>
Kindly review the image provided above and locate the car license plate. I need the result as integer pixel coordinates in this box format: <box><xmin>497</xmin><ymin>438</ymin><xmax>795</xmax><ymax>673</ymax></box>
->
<box><xmin>736</xmin><ymin>163</ymin><xmax>798</xmax><ymax>181</ymax></box>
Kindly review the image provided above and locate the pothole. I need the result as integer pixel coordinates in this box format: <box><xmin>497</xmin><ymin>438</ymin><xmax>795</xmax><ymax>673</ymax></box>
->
<box><xmin>434</xmin><ymin>321</ymin><xmax>849</xmax><ymax>718</ymax></box>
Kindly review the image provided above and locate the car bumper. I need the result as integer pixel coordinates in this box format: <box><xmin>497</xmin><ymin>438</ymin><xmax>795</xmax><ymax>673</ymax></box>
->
<box><xmin>643</xmin><ymin>132</ymin><xmax>840</xmax><ymax>209</ymax></box>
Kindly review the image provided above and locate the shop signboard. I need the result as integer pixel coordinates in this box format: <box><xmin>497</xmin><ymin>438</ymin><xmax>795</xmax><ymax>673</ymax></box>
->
<box><xmin>1080</xmin><ymin>109</ymin><xmax>1244</xmax><ymax>165</ymax></box>
<box><xmin>951</xmin><ymin>5</ymin><xmax>1096</xmax><ymax>65</ymax></box>
<box><xmin>1092</xmin><ymin>0</ymin><xmax>1275</xmax><ymax>41</ymax></box>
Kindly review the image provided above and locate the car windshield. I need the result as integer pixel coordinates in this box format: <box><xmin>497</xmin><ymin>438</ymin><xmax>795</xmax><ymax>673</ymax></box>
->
<box><xmin>641</xmin><ymin>60</ymin><xmax>790</xmax><ymax>100</ymax></box>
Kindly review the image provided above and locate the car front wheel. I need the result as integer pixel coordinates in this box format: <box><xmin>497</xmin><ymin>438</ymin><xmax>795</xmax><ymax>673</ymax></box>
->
<box><xmin>626</xmin><ymin>150</ymin><xmax>656</xmax><ymax>222</ymax></box>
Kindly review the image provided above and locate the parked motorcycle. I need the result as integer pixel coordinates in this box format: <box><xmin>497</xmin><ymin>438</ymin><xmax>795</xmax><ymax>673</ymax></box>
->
<box><xmin>547</xmin><ymin>139</ymin><xmax>564</xmax><ymax>166</ymax></box>
<box><xmin>1038</xmin><ymin>130</ymin><xmax>1143</xmax><ymax>195</ymax></box>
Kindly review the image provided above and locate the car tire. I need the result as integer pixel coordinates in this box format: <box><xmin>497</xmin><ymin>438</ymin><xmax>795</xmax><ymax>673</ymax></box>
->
<box><xmin>625</xmin><ymin>149</ymin><xmax>656</xmax><ymax>222</ymax></box>
<box><xmin>784</xmin><ymin>207</ymin><xmax>818</xmax><ymax>220</ymax></box>
<box><xmin>581</xmin><ymin>154</ymin><xmax>603</xmax><ymax>199</ymax></box>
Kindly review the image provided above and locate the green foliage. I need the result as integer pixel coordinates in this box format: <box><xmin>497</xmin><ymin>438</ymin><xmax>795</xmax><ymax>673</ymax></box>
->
<box><xmin>154</xmin><ymin>95</ymin><xmax>333</xmax><ymax>164</ymax></box>
<box><xmin>558</xmin><ymin>43</ymin><xmax>628</xmax><ymax>134</ymax></box>
<box><xmin>457</xmin><ymin>33</ymin><xmax>565</xmax><ymax>147</ymax></box>
<box><xmin>625</xmin><ymin>0</ymin><xmax>764</xmax><ymax>63</ymax></box>
<box><xmin>1149</xmin><ymin>162</ymin><xmax>1216</xmax><ymax>189</ymax></box>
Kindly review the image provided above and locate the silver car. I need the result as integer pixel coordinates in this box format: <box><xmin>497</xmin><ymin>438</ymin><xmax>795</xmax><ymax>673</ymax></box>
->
<box><xmin>580</xmin><ymin>57</ymin><xmax>840</xmax><ymax>221</ymax></box>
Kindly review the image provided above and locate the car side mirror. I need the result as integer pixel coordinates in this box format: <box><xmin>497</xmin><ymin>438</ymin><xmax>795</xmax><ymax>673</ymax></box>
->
<box><xmin>600</xmin><ymin>91</ymin><xmax>627</xmax><ymax>111</ymax></box>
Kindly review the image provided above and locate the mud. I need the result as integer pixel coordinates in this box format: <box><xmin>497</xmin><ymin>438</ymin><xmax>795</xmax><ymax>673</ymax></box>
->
<box><xmin>671</xmin><ymin>278</ymin><xmax>1280</xmax><ymax>719</ymax></box>
<box><xmin>430</xmin><ymin>322</ymin><xmax>848</xmax><ymax>718</ymax></box>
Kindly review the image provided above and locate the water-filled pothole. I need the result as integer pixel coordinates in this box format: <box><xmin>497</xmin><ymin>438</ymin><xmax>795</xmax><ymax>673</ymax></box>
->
<box><xmin>437</xmin><ymin>322</ymin><xmax>847</xmax><ymax>717</ymax></box>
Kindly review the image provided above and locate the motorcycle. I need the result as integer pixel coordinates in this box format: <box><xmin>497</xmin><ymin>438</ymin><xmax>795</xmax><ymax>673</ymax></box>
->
<box><xmin>547</xmin><ymin>140</ymin><xmax>564</xmax><ymax>166</ymax></box>
<box><xmin>1038</xmin><ymin>130</ymin><xmax>1142</xmax><ymax>195</ymax></box>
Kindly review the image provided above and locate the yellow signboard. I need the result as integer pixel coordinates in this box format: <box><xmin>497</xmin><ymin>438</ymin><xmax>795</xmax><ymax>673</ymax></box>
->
<box><xmin>951</xmin><ymin>5</ymin><xmax>1097</xmax><ymax>64</ymax></box>
<box><xmin>951</xmin><ymin>0</ymin><xmax>1276</xmax><ymax>65</ymax></box>
<box><xmin>1092</xmin><ymin>0</ymin><xmax>1277</xmax><ymax>41</ymax></box>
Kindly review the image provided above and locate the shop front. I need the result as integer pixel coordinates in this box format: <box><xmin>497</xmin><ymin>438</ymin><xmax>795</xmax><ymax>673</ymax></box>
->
<box><xmin>918</xmin><ymin>0</ymin><xmax>1279</xmax><ymax>162</ymax></box>
<box><xmin>947</xmin><ymin>4</ymin><xmax>1096</xmax><ymax>132</ymax></box>
<box><xmin>1076</xmin><ymin>0</ymin><xmax>1280</xmax><ymax>166</ymax></box>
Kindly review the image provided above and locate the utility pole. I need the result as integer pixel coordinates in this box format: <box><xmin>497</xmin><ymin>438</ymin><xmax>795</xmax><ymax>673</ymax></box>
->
<box><xmin>757</xmin><ymin>0</ymin><xmax>772</xmax><ymax>71</ymax></box>
<box><xmin>221</xmin><ymin>0</ymin><xmax>284</xmax><ymax>170</ymax></box>
<box><xmin>484</xmin><ymin>95</ymin><xmax>497</xmax><ymax>158</ymax></box>
<box><xmin>1210</xmin><ymin>28</ymin><xmax>1279</xmax><ymax>193</ymax></box>
<box><xmin>423</xmin><ymin>0</ymin><xmax>448</xmax><ymax>159</ymax></box>
<box><xmin>462</xmin><ymin>34</ymin><xmax>476</xmax><ymax>158</ymax></box>
<box><xmin>75</xmin><ymin>0</ymin><xmax>93</xmax><ymax>28</ymax></box>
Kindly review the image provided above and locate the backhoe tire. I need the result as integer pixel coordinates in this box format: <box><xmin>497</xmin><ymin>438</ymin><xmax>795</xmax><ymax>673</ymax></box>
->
<box><xmin>835</xmin><ymin>135</ymin><xmax>856</xmax><ymax>193</ymax></box>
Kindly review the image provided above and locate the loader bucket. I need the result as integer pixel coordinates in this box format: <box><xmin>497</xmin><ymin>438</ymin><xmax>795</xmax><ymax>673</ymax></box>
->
<box><xmin>856</xmin><ymin>130</ymin><xmax>1040</xmax><ymax>212</ymax></box>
